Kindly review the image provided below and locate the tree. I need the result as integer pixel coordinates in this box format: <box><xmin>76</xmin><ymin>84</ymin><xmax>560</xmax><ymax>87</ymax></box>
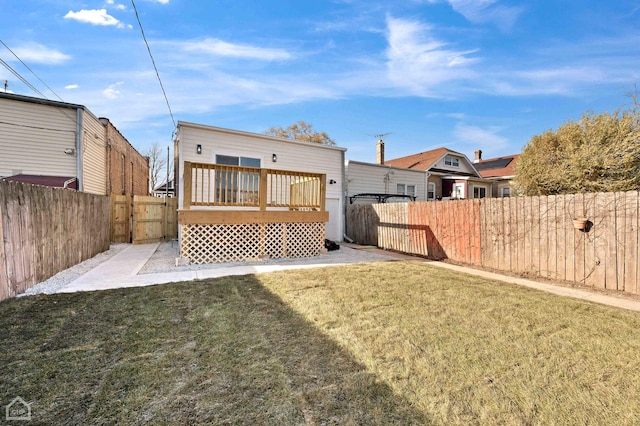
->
<box><xmin>264</xmin><ymin>120</ymin><xmax>336</xmax><ymax>146</ymax></box>
<box><xmin>145</xmin><ymin>142</ymin><xmax>173</xmax><ymax>193</ymax></box>
<box><xmin>514</xmin><ymin>108</ymin><xmax>640</xmax><ymax>195</ymax></box>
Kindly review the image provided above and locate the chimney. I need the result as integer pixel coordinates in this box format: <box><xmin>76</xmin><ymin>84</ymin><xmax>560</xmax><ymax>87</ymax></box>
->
<box><xmin>473</xmin><ymin>149</ymin><xmax>482</xmax><ymax>163</ymax></box>
<box><xmin>376</xmin><ymin>139</ymin><xmax>385</xmax><ymax>165</ymax></box>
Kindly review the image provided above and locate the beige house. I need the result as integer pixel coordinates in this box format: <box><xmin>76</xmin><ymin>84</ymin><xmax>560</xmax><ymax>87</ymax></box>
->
<box><xmin>0</xmin><ymin>92</ymin><xmax>148</xmax><ymax>197</ymax></box>
<box><xmin>384</xmin><ymin>147</ymin><xmax>493</xmax><ymax>199</ymax></box>
<box><xmin>472</xmin><ymin>150</ymin><xmax>519</xmax><ymax>197</ymax></box>
<box><xmin>345</xmin><ymin>160</ymin><xmax>429</xmax><ymax>203</ymax></box>
<box><xmin>175</xmin><ymin>121</ymin><xmax>345</xmax><ymax>263</ymax></box>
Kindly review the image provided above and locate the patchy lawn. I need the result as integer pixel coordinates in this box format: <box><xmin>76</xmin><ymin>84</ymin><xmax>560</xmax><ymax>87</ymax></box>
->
<box><xmin>2</xmin><ymin>261</ymin><xmax>640</xmax><ymax>424</ymax></box>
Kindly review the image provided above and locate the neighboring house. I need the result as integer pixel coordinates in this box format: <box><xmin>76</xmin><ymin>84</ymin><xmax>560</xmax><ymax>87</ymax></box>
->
<box><xmin>345</xmin><ymin>160</ymin><xmax>428</xmax><ymax>203</ymax></box>
<box><xmin>472</xmin><ymin>150</ymin><xmax>519</xmax><ymax>197</ymax></box>
<box><xmin>384</xmin><ymin>147</ymin><xmax>493</xmax><ymax>199</ymax></box>
<box><xmin>102</xmin><ymin>117</ymin><xmax>150</xmax><ymax>196</ymax></box>
<box><xmin>152</xmin><ymin>179</ymin><xmax>175</xmax><ymax>197</ymax></box>
<box><xmin>0</xmin><ymin>92</ymin><xmax>148</xmax><ymax>196</ymax></box>
<box><xmin>175</xmin><ymin>121</ymin><xmax>345</xmax><ymax>263</ymax></box>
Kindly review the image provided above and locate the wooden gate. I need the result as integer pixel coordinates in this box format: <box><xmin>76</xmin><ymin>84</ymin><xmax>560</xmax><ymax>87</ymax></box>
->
<box><xmin>111</xmin><ymin>194</ymin><xmax>131</xmax><ymax>243</ymax></box>
<box><xmin>110</xmin><ymin>194</ymin><xmax>178</xmax><ymax>244</ymax></box>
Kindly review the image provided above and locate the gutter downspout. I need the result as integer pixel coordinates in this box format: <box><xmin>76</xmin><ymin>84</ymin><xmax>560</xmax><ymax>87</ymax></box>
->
<box><xmin>76</xmin><ymin>107</ymin><xmax>84</xmax><ymax>191</ymax></box>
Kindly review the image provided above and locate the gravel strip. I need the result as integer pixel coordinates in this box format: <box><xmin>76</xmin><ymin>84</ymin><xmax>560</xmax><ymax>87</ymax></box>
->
<box><xmin>20</xmin><ymin>244</ymin><xmax>129</xmax><ymax>296</ymax></box>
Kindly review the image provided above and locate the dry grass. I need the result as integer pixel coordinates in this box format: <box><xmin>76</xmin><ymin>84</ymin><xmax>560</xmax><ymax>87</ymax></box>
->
<box><xmin>2</xmin><ymin>260</ymin><xmax>640</xmax><ymax>424</ymax></box>
<box><xmin>0</xmin><ymin>274</ymin><xmax>425</xmax><ymax>425</ymax></box>
<box><xmin>258</xmin><ymin>261</ymin><xmax>640</xmax><ymax>425</ymax></box>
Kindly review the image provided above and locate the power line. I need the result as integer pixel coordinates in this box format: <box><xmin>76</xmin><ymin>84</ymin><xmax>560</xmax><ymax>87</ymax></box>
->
<box><xmin>0</xmin><ymin>56</ymin><xmax>47</xmax><ymax>98</ymax></box>
<box><xmin>0</xmin><ymin>39</ymin><xmax>64</xmax><ymax>101</ymax></box>
<box><xmin>131</xmin><ymin>0</ymin><xmax>176</xmax><ymax>129</ymax></box>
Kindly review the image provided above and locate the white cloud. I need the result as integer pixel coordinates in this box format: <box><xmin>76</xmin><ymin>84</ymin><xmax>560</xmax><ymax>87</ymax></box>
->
<box><xmin>103</xmin><ymin>82</ymin><xmax>124</xmax><ymax>99</ymax></box>
<box><xmin>64</xmin><ymin>9</ymin><xmax>122</xmax><ymax>27</ymax></box>
<box><xmin>152</xmin><ymin>0</ymin><xmax>170</xmax><ymax>4</ymax></box>
<box><xmin>179</xmin><ymin>38</ymin><xmax>292</xmax><ymax>61</ymax></box>
<box><xmin>444</xmin><ymin>0</ymin><xmax>523</xmax><ymax>30</ymax></box>
<box><xmin>10</xmin><ymin>42</ymin><xmax>71</xmax><ymax>65</ymax></box>
<box><xmin>385</xmin><ymin>16</ymin><xmax>478</xmax><ymax>96</ymax></box>
<box><xmin>452</xmin><ymin>123</ymin><xmax>509</xmax><ymax>152</ymax></box>
<box><xmin>65</xmin><ymin>84</ymin><xmax>79</xmax><ymax>89</ymax></box>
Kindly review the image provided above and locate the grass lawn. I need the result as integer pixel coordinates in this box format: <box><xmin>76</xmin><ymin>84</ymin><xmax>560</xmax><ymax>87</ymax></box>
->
<box><xmin>2</xmin><ymin>261</ymin><xmax>640</xmax><ymax>424</ymax></box>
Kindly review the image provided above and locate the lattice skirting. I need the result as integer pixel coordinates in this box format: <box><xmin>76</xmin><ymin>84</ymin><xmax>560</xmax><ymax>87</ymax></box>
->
<box><xmin>181</xmin><ymin>222</ymin><xmax>326</xmax><ymax>264</ymax></box>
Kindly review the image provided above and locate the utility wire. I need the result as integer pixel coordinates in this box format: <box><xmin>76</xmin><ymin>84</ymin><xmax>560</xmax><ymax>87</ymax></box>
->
<box><xmin>131</xmin><ymin>0</ymin><xmax>176</xmax><ymax>129</ymax></box>
<box><xmin>0</xmin><ymin>56</ymin><xmax>47</xmax><ymax>98</ymax></box>
<box><xmin>0</xmin><ymin>39</ymin><xmax>64</xmax><ymax>101</ymax></box>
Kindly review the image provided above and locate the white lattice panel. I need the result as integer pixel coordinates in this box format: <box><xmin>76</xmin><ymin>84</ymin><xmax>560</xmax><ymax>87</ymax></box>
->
<box><xmin>181</xmin><ymin>222</ymin><xmax>325</xmax><ymax>264</ymax></box>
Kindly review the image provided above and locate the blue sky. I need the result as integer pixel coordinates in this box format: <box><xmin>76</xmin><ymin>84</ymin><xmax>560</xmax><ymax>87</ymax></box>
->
<box><xmin>2</xmin><ymin>0</ymin><xmax>639</xmax><ymax>163</ymax></box>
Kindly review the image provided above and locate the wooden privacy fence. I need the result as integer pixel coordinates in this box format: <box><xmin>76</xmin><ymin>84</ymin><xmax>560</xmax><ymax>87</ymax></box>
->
<box><xmin>111</xmin><ymin>194</ymin><xmax>178</xmax><ymax>244</ymax></box>
<box><xmin>0</xmin><ymin>180</ymin><xmax>110</xmax><ymax>300</ymax></box>
<box><xmin>360</xmin><ymin>191</ymin><xmax>640</xmax><ymax>295</ymax></box>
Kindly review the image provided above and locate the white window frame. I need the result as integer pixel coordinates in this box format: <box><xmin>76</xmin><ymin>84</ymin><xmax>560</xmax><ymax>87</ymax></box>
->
<box><xmin>397</xmin><ymin>183</ymin><xmax>416</xmax><ymax>197</ymax></box>
<box><xmin>215</xmin><ymin>154</ymin><xmax>261</xmax><ymax>204</ymax></box>
<box><xmin>473</xmin><ymin>186</ymin><xmax>487</xmax><ymax>199</ymax></box>
<box><xmin>427</xmin><ymin>182</ymin><xmax>436</xmax><ymax>200</ymax></box>
<box><xmin>501</xmin><ymin>187</ymin><xmax>511</xmax><ymax>198</ymax></box>
<box><xmin>444</xmin><ymin>156</ymin><xmax>459</xmax><ymax>167</ymax></box>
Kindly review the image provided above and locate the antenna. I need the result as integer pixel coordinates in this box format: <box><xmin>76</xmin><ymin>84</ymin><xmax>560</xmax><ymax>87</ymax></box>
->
<box><xmin>371</xmin><ymin>132</ymin><xmax>392</xmax><ymax>141</ymax></box>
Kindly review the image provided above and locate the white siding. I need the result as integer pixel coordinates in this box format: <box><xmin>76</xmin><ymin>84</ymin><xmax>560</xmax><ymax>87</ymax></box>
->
<box><xmin>346</xmin><ymin>161</ymin><xmax>427</xmax><ymax>201</ymax></box>
<box><xmin>0</xmin><ymin>97</ymin><xmax>77</xmax><ymax>178</ymax></box>
<box><xmin>178</xmin><ymin>122</ymin><xmax>346</xmax><ymax>241</ymax></box>
<box><xmin>432</xmin><ymin>153</ymin><xmax>478</xmax><ymax>175</ymax></box>
<box><xmin>81</xmin><ymin>111</ymin><xmax>107</xmax><ymax>195</ymax></box>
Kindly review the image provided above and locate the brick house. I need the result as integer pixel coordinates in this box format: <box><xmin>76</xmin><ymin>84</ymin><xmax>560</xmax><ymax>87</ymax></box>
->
<box><xmin>101</xmin><ymin>118</ymin><xmax>149</xmax><ymax>196</ymax></box>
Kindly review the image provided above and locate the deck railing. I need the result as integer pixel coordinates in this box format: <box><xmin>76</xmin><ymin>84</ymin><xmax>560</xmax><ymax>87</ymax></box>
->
<box><xmin>183</xmin><ymin>161</ymin><xmax>326</xmax><ymax>211</ymax></box>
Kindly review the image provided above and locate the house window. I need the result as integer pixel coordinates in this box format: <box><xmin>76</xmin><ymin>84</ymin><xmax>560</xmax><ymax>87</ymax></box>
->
<box><xmin>444</xmin><ymin>156</ymin><xmax>459</xmax><ymax>167</ymax></box>
<box><xmin>215</xmin><ymin>154</ymin><xmax>261</xmax><ymax>203</ymax></box>
<box><xmin>427</xmin><ymin>182</ymin><xmax>436</xmax><ymax>200</ymax></box>
<box><xmin>121</xmin><ymin>154</ymin><xmax>126</xmax><ymax>194</ymax></box>
<box><xmin>501</xmin><ymin>187</ymin><xmax>511</xmax><ymax>198</ymax></box>
<box><xmin>397</xmin><ymin>184</ymin><xmax>416</xmax><ymax>197</ymax></box>
<box><xmin>473</xmin><ymin>186</ymin><xmax>487</xmax><ymax>199</ymax></box>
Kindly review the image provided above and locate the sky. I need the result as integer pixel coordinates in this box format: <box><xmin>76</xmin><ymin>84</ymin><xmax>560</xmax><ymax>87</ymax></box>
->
<box><xmin>2</xmin><ymin>0</ymin><xmax>639</xmax><ymax>163</ymax></box>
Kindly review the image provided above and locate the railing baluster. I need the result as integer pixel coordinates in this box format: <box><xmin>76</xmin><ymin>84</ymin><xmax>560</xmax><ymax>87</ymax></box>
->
<box><xmin>184</xmin><ymin>162</ymin><xmax>325</xmax><ymax>210</ymax></box>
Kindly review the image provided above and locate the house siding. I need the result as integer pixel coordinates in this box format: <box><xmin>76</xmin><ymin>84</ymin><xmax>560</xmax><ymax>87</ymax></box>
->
<box><xmin>0</xmin><ymin>96</ymin><xmax>77</xmax><ymax>178</ymax></box>
<box><xmin>428</xmin><ymin>175</ymin><xmax>443</xmax><ymax>199</ymax></box>
<box><xmin>81</xmin><ymin>111</ymin><xmax>107</xmax><ymax>195</ymax></box>
<box><xmin>431</xmin><ymin>153</ymin><xmax>478</xmax><ymax>175</ymax></box>
<box><xmin>346</xmin><ymin>161</ymin><xmax>427</xmax><ymax>201</ymax></box>
<box><xmin>177</xmin><ymin>122</ymin><xmax>345</xmax><ymax>240</ymax></box>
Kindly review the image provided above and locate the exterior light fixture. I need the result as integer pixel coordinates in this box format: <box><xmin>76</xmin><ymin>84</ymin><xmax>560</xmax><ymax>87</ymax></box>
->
<box><xmin>196</xmin><ymin>144</ymin><xmax>202</xmax><ymax>154</ymax></box>
<box><xmin>64</xmin><ymin>148</ymin><xmax>75</xmax><ymax>155</ymax></box>
<box><xmin>329</xmin><ymin>179</ymin><xmax>337</xmax><ymax>184</ymax></box>
<box><xmin>272</xmin><ymin>153</ymin><xmax>277</xmax><ymax>162</ymax></box>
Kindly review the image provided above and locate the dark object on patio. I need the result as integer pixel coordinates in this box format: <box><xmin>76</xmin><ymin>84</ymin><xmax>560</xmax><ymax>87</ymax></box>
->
<box><xmin>348</xmin><ymin>193</ymin><xmax>416</xmax><ymax>204</ymax></box>
<box><xmin>325</xmin><ymin>239</ymin><xmax>340</xmax><ymax>251</ymax></box>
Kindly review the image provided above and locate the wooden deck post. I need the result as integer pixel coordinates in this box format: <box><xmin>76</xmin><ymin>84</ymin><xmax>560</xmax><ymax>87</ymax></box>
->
<box><xmin>183</xmin><ymin>161</ymin><xmax>192</xmax><ymax>210</ymax></box>
<box><xmin>320</xmin><ymin>174</ymin><xmax>326</xmax><ymax>211</ymax></box>
<box><xmin>259</xmin><ymin>168</ymin><xmax>268</xmax><ymax>211</ymax></box>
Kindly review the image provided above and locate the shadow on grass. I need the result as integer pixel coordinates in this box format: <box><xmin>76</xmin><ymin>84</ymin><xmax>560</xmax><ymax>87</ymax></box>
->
<box><xmin>0</xmin><ymin>276</ymin><xmax>428</xmax><ymax>425</ymax></box>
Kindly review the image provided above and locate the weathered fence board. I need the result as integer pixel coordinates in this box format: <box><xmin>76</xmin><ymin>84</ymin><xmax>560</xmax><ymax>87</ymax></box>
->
<box><xmin>366</xmin><ymin>191</ymin><xmax>640</xmax><ymax>296</ymax></box>
<box><xmin>624</xmin><ymin>192</ymin><xmax>638</xmax><ymax>293</ymax></box>
<box><xmin>346</xmin><ymin>203</ymin><xmax>379</xmax><ymax>246</ymax></box>
<box><xmin>0</xmin><ymin>180</ymin><xmax>110</xmax><ymax>300</ymax></box>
